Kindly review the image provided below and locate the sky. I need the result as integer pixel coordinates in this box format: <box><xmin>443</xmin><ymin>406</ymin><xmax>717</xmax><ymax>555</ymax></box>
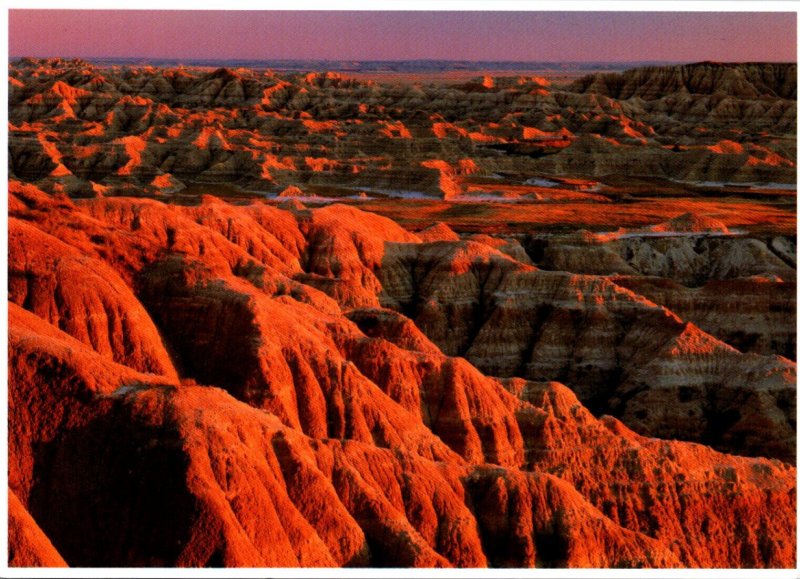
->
<box><xmin>8</xmin><ymin>10</ymin><xmax>797</xmax><ymax>62</ymax></box>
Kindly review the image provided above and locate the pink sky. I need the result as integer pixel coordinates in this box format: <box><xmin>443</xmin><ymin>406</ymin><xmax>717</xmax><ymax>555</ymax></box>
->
<box><xmin>9</xmin><ymin>11</ymin><xmax>797</xmax><ymax>62</ymax></box>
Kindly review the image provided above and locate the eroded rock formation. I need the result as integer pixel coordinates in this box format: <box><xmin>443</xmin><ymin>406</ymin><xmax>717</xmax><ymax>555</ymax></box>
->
<box><xmin>8</xmin><ymin>183</ymin><xmax>796</xmax><ymax>568</ymax></box>
<box><xmin>8</xmin><ymin>59</ymin><xmax>796</xmax><ymax>201</ymax></box>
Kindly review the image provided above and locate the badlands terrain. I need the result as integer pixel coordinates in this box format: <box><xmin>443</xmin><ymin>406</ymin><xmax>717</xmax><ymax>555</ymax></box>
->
<box><xmin>7</xmin><ymin>58</ymin><xmax>797</xmax><ymax>568</ymax></box>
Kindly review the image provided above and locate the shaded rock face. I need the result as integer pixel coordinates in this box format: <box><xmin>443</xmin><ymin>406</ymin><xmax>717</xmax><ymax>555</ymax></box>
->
<box><xmin>28</xmin><ymin>394</ymin><xmax>198</xmax><ymax>567</ymax></box>
<box><xmin>570</xmin><ymin>62</ymin><xmax>797</xmax><ymax>101</ymax></box>
<box><xmin>8</xmin><ymin>185</ymin><xmax>797</xmax><ymax>568</ymax></box>
<box><xmin>8</xmin><ymin>59</ymin><xmax>796</xmax><ymax>200</ymax></box>
<box><xmin>522</xmin><ymin>229</ymin><xmax>797</xmax><ymax>360</ymax></box>
<box><xmin>611</xmin><ymin>276</ymin><xmax>796</xmax><ymax>359</ymax></box>
<box><xmin>360</xmin><ymin>234</ymin><xmax>796</xmax><ymax>462</ymax></box>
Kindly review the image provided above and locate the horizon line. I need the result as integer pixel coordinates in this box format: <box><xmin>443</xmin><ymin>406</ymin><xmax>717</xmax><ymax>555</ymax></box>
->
<box><xmin>9</xmin><ymin>56</ymin><xmax>798</xmax><ymax>64</ymax></box>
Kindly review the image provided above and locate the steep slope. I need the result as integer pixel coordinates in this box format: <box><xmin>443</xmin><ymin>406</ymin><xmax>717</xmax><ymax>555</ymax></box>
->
<box><xmin>293</xmin><ymin>204</ymin><xmax>795</xmax><ymax>461</ymax></box>
<box><xmin>11</xmin><ymin>185</ymin><xmax>795</xmax><ymax>462</ymax></box>
<box><xmin>9</xmin><ymin>217</ymin><xmax>177</xmax><ymax>378</ymax></box>
<box><xmin>523</xmin><ymin>227</ymin><xmax>796</xmax><ymax>359</ymax></box>
<box><xmin>612</xmin><ymin>276</ymin><xmax>795</xmax><ymax>358</ymax></box>
<box><xmin>8</xmin><ymin>303</ymin><xmax>175</xmax><ymax>506</ymax></box>
<box><xmin>7</xmin><ymin>185</ymin><xmax>796</xmax><ymax>568</ymax></box>
<box><xmin>9</xmin><ymin>301</ymin><xmax>794</xmax><ymax>568</ymax></box>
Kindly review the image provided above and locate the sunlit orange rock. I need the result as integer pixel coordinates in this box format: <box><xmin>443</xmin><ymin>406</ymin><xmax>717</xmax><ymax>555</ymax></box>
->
<box><xmin>5</xmin><ymin>60</ymin><xmax>797</xmax><ymax>569</ymax></box>
<box><xmin>9</xmin><ymin>491</ymin><xmax>67</xmax><ymax>567</ymax></box>
<box><xmin>9</xmin><ymin>59</ymin><xmax>795</xmax><ymax>192</ymax></box>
